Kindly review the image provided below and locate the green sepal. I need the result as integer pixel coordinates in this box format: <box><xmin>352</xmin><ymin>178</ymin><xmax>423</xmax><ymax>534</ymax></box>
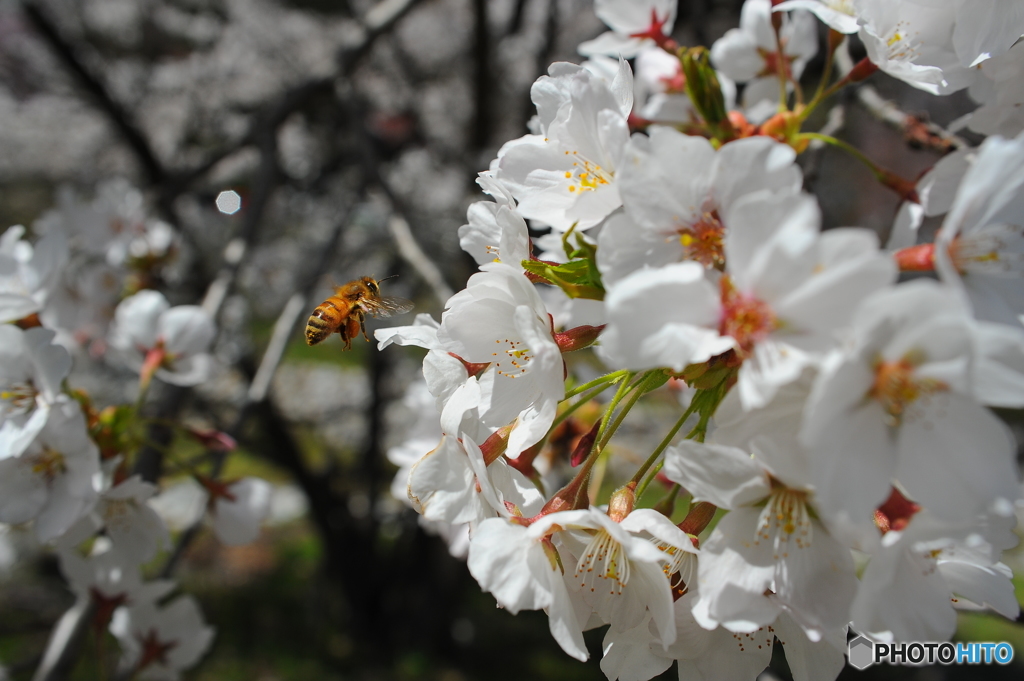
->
<box><xmin>523</xmin><ymin>227</ymin><xmax>605</xmax><ymax>301</ymax></box>
<box><xmin>680</xmin><ymin>47</ymin><xmax>735</xmax><ymax>142</ymax></box>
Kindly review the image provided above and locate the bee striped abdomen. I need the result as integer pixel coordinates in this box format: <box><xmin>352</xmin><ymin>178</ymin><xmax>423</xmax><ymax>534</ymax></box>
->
<box><xmin>305</xmin><ymin>298</ymin><xmax>345</xmax><ymax>346</ymax></box>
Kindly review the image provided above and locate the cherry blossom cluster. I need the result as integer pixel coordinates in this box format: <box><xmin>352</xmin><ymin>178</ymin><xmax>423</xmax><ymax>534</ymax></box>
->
<box><xmin>1</xmin><ymin>181</ymin><xmax>273</xmax><ymax>679</ymax></box>
<box><xmin>379</xmin><ymin>1</ymin><xmax>1024</xmax><ymax>678</ymax></box>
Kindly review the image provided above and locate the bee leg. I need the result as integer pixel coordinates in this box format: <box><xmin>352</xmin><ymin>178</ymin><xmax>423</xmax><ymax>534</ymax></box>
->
<box><xmin>358</xmin><ymin>312</ymin><xmax>371</xmax><ymax>343</ymax></box>
<box><xmin>342</xmin><ymin>317</ymin><xmax>361</xmax><ymax>351</ymax></box>
<box><xmin>337</xmin><ymin>322</ymin><xmax>351</xmax><ymax>351</ymax></box>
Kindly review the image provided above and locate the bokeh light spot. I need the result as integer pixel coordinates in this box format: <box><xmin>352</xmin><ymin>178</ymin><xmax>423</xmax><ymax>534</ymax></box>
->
<box><xmin>216</xmin><ymin>190</ymin><xmax>242</xmax><ymax>215</ymax></box>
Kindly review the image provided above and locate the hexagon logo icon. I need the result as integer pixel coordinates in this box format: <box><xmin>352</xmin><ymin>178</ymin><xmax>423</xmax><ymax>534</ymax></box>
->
<box><xmin>848</xmin><ymin>635</ymin><xmax>874</xmax><ymax>670</ymax></box>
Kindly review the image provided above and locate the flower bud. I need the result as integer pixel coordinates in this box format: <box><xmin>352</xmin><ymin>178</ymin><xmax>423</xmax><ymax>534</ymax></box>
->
<box><xmin>681</xmin><ymin>47</ymin><xmax>735</xmax><ymax>140</ymax></box>
<box><xmin>553</xmin><ymin>324</ymin><xmax>606</xmax><ymax>353</ymax></box>
<box><xmin>894</xmin><ymin>243</ymin><xmax>935</xmax><ymax>272</ymax></box>
<box><xmin>607</xmin><ymin>483</ymin><xmax>636</xmax><ymax>523</ymax></box>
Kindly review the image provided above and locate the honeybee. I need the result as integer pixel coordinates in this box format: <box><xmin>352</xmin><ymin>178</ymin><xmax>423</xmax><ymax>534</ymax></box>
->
<box><xmin>305</xmin><ymin>275</ymin><xmax>414</xmax><ymax>349</ymax></box>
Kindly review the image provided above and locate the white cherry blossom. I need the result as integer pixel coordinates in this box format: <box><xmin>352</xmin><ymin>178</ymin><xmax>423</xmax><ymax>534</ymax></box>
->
<box><xmin>851</xmin><ymin>509</ymin><xmax>1020</xmax><ymax>642</ymax></box>
<box><xmin>774</xmin><ymin>0</ymin><xmax>858</xmax><ymax>34</ymax></box>
<box><xmin>108</xmin><ymin>290</ymin><xmax>216</xmax><ymax>386</ymax></box>
<box><xmin>934</xmin><ymin>132</ymin><xmax>1024</xmax><ymax>327</ymax></box>
<box><xmin>110</xmin><ymin>594</ymin><xmax>215</xmax><ymax>681</ymax></box>
<box><xmin>406</xmin><ymin>433</ymin><xmax>542</xmax><ymax>526</ymax></box>
<box><xmin>801</xmin><ymin>280</ymin><xmax>1020</xmax><ymax>526</ymax></box>
<box><xmin>437</xmin><ymin>263</ymin><xmax>563</xmax><ymax>457</ymax></box>
<box><xmin>58</xmin><ymin>541</ymin><xmax>175</xmax><ymax>610</ymax></box>
<box><xmin>599</xmin><ymin>130</ymin><xmax>804</xmax><ymax>285</ymax></box>
<box><xmin>207</xmin><ymin>476</ymin><xmax>273</xmax><ymax>546</ymax></box>
<box><xmin>856</xmin><ymin>0</ymin><xmax>973</xmax><ymax>95</ymax></box>
<box><xmin>963</xmin><ymin>42</ymin><xmax>1024</xmax><ymax>138</ymax></box>
<box><xmin>556</xmin><ymin>507</ymin><xmax>696</xmax><ymax>648</ymax></box>
<box><xmin>0</xmin><ymin>326</ymin><xmax>72</xmax><ymax>456</ymax></box>
<box><xmin>468</xmin><ymin>512</ymin><xmax>590</xmax><ymax>661</ymax></box>
<box><xmin>0</xmin><ymin>224</ymin><xmax>68</xmax><ymax>324</ymax></box>
<box><xmin>0</xmin><ymin>401</ymin><xmax>100</xmax><ymax>543</ymax></box>
<box><xmin>710</xmin><ymin>0</ymin><xmax>818</xmax><ymax>122</ymax></box>
<box><xmin>664</xmin><ymin>439</ymin><xmax>857</xmax><ymax>636</ymax></box>
<box><xmin>458</xmin><ymin>200</ymin><xmax>531</xmax><ymax>270</ymax></box>
<box><xmin>602</xmin><ymin>195</ymin><xmax>895</xmax><ymax>409</ymax></box>
<box><xmin>495</xmin><ymin>62</ymin><xmax>632</xmax><ymax>231</ymax></box>
<box><xmin>64</xmin><ymin>475</ymin><xmax>169</xmax><ymax>566</ymax></box>
<box><xmin>375</xmin><ymin>313</ymin><xmax>469</xmax><ymax>413</ymax></box>
<box><xmin>578</xmin><ymin>0</ymin><xmax>677</xmax><ymax>59</ymax></box>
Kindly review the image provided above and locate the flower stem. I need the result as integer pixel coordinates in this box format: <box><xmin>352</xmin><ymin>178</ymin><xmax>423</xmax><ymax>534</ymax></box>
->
<box><xmin>772</xmin><ymin>16</ymin><xmax>789</xmax><ymax>112</ymax></box>
<box><xmin>797</xmin><ymin>132</ymin><xmax>881</xmax><ymax>178</ymax></box>
<box><xmin>630</xmin><ymin>400</ymin><xmax>698</xmax><ymax>495</ymax></box>
<box><xmin>563</xmin><ymin>369</ymin><xmax>629</xmax><ymax>401</ymax></box>
<box><xmin>595</xmin><ymin>370</ymin><xmax>668</xmax><ymax>451</ymax></box>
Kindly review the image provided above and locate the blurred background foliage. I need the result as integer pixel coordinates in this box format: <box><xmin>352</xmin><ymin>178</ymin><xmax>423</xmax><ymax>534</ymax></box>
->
<box><xmin>0</xmin><ymin>0</ymin><xmax>1021</xmax><ymax>679</ymax></box>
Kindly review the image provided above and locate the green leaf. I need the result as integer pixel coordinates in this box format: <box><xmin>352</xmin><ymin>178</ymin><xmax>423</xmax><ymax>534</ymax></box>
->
<box><xmin>522</xmin><ymin>259</ymin><xmax>605</xmax><ymax>300</ymax></box>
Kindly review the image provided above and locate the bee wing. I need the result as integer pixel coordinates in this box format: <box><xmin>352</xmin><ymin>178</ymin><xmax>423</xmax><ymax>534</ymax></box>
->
<box><xmin>363</xmin><ymin>296</ymin><xmax>415</xmax><ymax>318</ymax></box>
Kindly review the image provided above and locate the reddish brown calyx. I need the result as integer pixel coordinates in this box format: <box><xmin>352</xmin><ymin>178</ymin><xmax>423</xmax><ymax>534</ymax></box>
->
<box><xmin>629</xmin><ymin>9</ymin><xmax>677</xmax><ymax>51</ymax></box>
<box><xmin>448</xmin><ymin>352</ymin><xmax>490</xmax><ymax>378</ymax></box>
<box><xmin>627</xmin><ymin>111</ymin><xmax>654</xmax><ymax>132</ymax></box>
<box><xmin>678</xmin><ymin>501</ymin><xmax>717</xmax><ymax>537</ymax></box>
<box><xmin>479</xmin><ymin>424</ymin><xmax>513</xmax><ymax>465</ymax></box>
<box><xmin>757</xmin><ymin>48</ymin><xmax>793</xmax><ymax>80</ymax></box>
<box><xmin>847</xmin><ymin>57</ymin><xmax>880</xmax><ymax>83</ymax></box>
<box><xmin>894</xmin><ymin>243</ymin><xmax>935</xmax><ymax>272</ymax></box>
<box><xmin>827</xmin><ymin>28</ymin><xmax>845</xmax><ymax>55</ymax></box>
<box><xmin>135</xmin><ymin>629</ymin><xmax>179</xmax><ymax>673</ymax></box>
<box><xmin>197</xmin><ymin>475</ymin><xmax>237</xmax><ymax>510</ymax></box>
<box><xmin>570</xmin><ymin>421</ymin><xmax>601</xmax><ymax>468</ymax></box>
<box><xmin>14</xmin><ymin>313</ymin><xmax>42</xmax><ymax>329</ymax></box>
<box><xmin>758</xmin><ymin>110</ymin><xmax>808</xmax><ymax>153</ymax></box>
<box><xmin>508</xmin><ymin>440</ymin><xmax>543</xmax><ymax>478</ymax></box>
<box><xmin>874</xmin><ymin>487</ymin><xmax>920</xmax><ymax>534</ymax></box>
<box><xmin>727</xmin><ymin>111</ymin><xmax>757</xmax><ymax>138</ymax></box>
<box><xmin>537</xmin><ymin>465</ymin><xmax>591</xmax><ymax>516</ymax></box>
<box><xmin>139</xmin><ymin>344</ymin><xmax>167</xmax><ymax>390</ymax></box>
<box><xmin>878</xmin><ymin>169</ymin><xmax>920</xmax><ymax>204</ymax></box>
<box><xmin>188</xmin><ymin>428</ymin><xmax>237</xmax><ymax>453</ymax></box>
<box><xmin>553</xmin><ymin>324</ymin><xmax>606</xmax><ymax>353</ymax></box>
<box><xmin>90</xmin><ymin>588</ymin><xmax>127</xmax><ymax>633</ymax></box>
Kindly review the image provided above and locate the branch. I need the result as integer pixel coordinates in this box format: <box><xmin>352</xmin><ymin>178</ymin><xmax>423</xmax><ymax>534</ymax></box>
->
<box><xmin>854</xmin><ymin>85</ymin><xmax>968</xmax><ymax>153</ymax></box>
<box><xmin>30</xmin><ymin>598</ymin><xmax>95</xmax><ymax>681</ymax></box>
<box><xmin>803</xmin><ymin>102</ymin><xmax>846</xmax><ymax>190</ymax></box>
<box><xmin>166</xmin><ymin>0</ymin><xmax>424</xmax><ymax>200</ymax></box>
<box><xmin>386</xmin><ymin>212</ymin><xmax>455</xmax><ymax>306</ymax></box>
<box><xmin>22</xmin><ymin>2</ymin><xmax>167</xmax><ymax>186</ymax></box>
<box><xmin>472</xmin><ymin>0</ymin><xmax>491</xmax><ymax>151</ymax></box>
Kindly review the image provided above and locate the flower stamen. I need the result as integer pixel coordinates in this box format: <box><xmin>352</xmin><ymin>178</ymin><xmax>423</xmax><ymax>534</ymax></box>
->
<box><xmin>576</xmin><ymin>529</ymin><xmax>630</xmax><ymax>595</ymax></box>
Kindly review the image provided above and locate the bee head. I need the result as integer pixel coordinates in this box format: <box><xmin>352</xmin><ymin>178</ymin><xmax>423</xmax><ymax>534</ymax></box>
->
<box><xmin>362</xmin><ymin>277</ymin><xmax>380</xmax><ymax>296</ymax></box>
